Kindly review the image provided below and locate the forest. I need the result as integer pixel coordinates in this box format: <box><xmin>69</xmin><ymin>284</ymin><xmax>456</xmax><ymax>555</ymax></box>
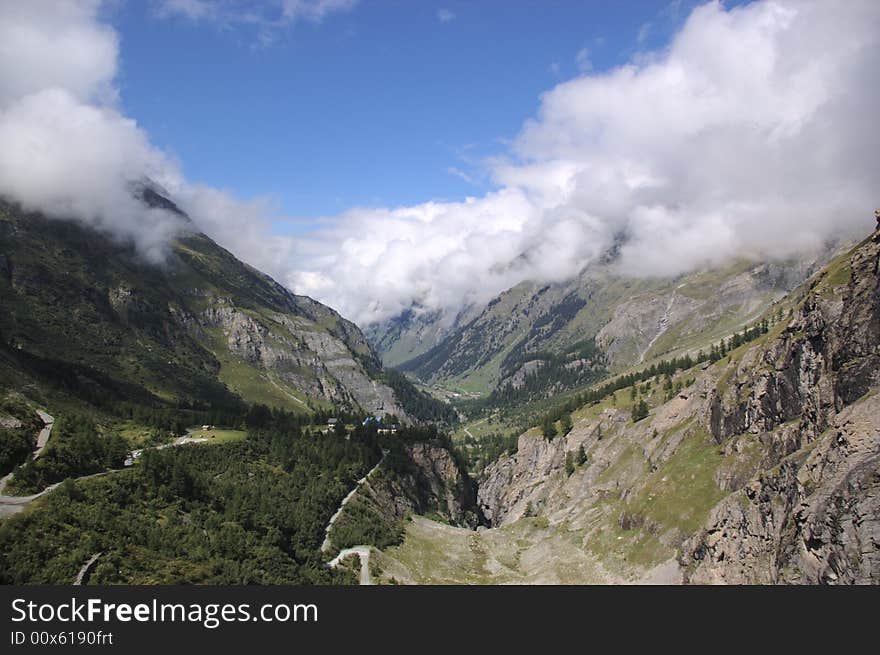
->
<box><xmin>0</xmin><ymin>413</ymin><xmax>467</xmax><ymax>584</ymax></box>
<box><xmin>9</xmin><ymin>413</ymin><xmax>128</xmax><ymax>493</ymax></box>
<box><xmin>380</xmin><ymin>370</ymin><xmax>459</xmax><ymax>424</ymax></box>
<box><xmin>0</xmin><ymin>414</ymin><xmax>386</xmax><ymax>584</ymax></box>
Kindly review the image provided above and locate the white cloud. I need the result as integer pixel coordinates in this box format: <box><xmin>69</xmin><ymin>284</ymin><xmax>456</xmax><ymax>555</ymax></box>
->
<box><xmin>285</xmin><ymin>0</ymin><xmax>880</xmax><ymax>325</ymax></box>
<box><xmin>0</xmin><ymin>1</ymin><xmax>186</xmax><ymax>263</ymax></box>
<box><xmin>156</xmin><ymin>0</ymin><xmax>358</xmax><ymax>28</ymax></box>
<box><xmin>0</xmin><ymin>88</ymin><xmax>185</xmax><ymax>262</ymax></box>
<box><xmin>0</xmin><ymin>1</ymin><xmax>118</xmax><ymax>106</ymax></box>
<box><xmin>437</xmin><ymin>8</ymin><xmax>455</xmax><ymax>24</ymax></box>
<box><xmin>0</xmin><ymin>0</ymin><xmax>356</xmax><ymax>264</ymax></box>
<box><xmin>1</xmin><ymin>0</ymin><xmax>877</xmax><ymax>331</ymax></box>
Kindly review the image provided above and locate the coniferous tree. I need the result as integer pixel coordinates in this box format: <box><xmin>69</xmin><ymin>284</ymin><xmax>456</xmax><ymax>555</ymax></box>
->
<box><xmin>559</xmin><ymin>412</ymin><xmax>573</xmax><ymax>435</ymax></box>
<box><xmin>541</xmin><ymin>415</ymin><xmax>558</xmax><ymax>439</ymax></box>
<box><xmin>632</xmin><ymin>399</ymin><xmax>649</xmax><ymax>423</ymax></box>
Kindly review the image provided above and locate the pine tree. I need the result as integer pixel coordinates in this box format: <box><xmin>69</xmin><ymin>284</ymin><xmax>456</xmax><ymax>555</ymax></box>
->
<box><xmin>560</xmin><ymin>412</ymin><xmax>573</xmax><ymax>435</ymax></box>
<box><xmin>632</xmin><ymin>399</ymin><xmax>649</xmax><ymax>423</ymax></box>
<box><xmin>541</xmin><ymin>415</ymin><xmax>558</xmax><ymax>439</ymax></box>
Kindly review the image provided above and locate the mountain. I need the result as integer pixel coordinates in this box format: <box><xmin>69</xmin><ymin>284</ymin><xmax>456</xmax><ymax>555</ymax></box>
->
<box><xmin>0</xmin><ymin>191</ymin><xmax>433</xmax><ymax>421</ymax></box>
<box><xmin>368</xmin><ymin>224</ymin><xmax>880</xmax><ymax>584</ymax></box>
<box><xmin>388</xmin><ymin>251</ymin><xmax>832</xmax><ymax>399</ymax></box>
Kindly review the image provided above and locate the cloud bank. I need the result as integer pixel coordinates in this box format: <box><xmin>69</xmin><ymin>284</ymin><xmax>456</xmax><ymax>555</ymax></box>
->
<box><xmin>288</xmin><ymin>0</ymin><xmax>880</xmax><ymax>325</ymax></box>
<box><xmin>0</xmin><ymin>1</ymin><xmax>195</xmax><ymax>262</ymax></box>
<box><xmin>0</xmin><ymin>1</ymin><xmax>877</xmax><ymax>327</ymax></box>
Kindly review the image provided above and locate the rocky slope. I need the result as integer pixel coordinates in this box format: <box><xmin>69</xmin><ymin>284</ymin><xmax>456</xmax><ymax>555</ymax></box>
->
<box><xmin>327</xmin><ymin>438</ymin><xmax>481</xmax><ymax>553</ymax></box>
<box><xmin>0</xmin><ymin>194</ymin><xmax>407</xmax><ymax>418</ymax></box>
<box><xmin>390</xmin><ymin>254</ymin><xmax>827</xmax><ymax>396</ymax></box>
<box><xmin>378</xmin><ymin>225</ymin><xmax>879</xmax><ymax>584</ymax></box>
<box><xmin>680</xmin><ymin>230</ymin><xmax>880</xmax><ymax>584</ymax></box>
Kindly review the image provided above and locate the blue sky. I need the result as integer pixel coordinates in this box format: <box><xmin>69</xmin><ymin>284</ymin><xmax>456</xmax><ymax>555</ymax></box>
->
<box><xmin>111</xmin><ymin>1</ymin><xmax>708</xmax><ymax>227</ymax></box>
<box><xmin>5</xmin><ymin>0</ymin><xmax>871</xmax><ymax>326</ymax></box>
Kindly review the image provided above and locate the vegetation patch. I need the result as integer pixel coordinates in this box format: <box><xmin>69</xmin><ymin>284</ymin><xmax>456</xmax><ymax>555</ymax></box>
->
<box><xmin>622</xmin><ymin>428</ymin><xmax>725</xmax><ymax>536</ymax></box>
<box><xmin>0</xmin><ymin>414</ymin><xmax>385</xmax><ymax>584</ymax></box>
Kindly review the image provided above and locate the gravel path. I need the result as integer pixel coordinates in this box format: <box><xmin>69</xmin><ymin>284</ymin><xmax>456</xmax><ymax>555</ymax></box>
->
<box><xmin>0</xmin><ymin>430</ymin><xmax>209</xmax><ymax>519</ymax></box>
<box><xmin>0</xmin><ymin>409</ymin><xmax>54</xmax><ymax>495</ymax></box>
<box><xmin>32</xmin><ymin>410</ymin><xmax>55</xmax><ymax>459</ymax></box>
<box><xmin>73</xmin><ymin>552</ymin><xmax>102</xmax><ymax>586</ymax></box>
<box><xmin>320</xmin><ymin>453</ymin><xmax>386</xmax><ymax>553</ymax></box>
<box><xmin>328</xmin><ymin>547</ymin><xmax>373</xmax><ymax>585</ymax></box>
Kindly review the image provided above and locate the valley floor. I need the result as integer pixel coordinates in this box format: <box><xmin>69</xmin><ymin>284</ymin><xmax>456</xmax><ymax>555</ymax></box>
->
<box><xmin>373</xmin><ymin>515</ymin><xmax>681</xmax><ymax>585</ymax></box>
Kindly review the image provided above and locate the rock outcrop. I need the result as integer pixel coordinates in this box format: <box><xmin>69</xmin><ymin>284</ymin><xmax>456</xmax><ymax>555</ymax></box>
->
<box><xmin>0</xmin><ymin>195</ymin><xmax>413</xmax><ymax>420</ymax></box>
<box><xmin>680</xmin><ymin>235</ymin><xmax>880</xmax><ymax>583</ymax></box>
<box><xmin>478</xmin><ymin>431</ymin><xmax>569</xmax><ymax>527</ymax></box>
<box><xmin>199</xmin><ymin>299</ymin><xmax>408</xmax><ymax>418</ymax></box>
<box><xmin>332</xmin><ymin>440</ymin><xmax>482</xmax><ymax>551</ymax></box>
<box><xmin>461</xmin><ymin>233</ymin><xmax>879</xmax><ymax>584</ymax></box>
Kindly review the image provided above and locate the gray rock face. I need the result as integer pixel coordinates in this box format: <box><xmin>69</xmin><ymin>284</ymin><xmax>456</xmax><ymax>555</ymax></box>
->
<box><xmin>706</xmin><ymin>239</ymin><xmax>879</xmax><ymax>447</ymax></box>
<box><xmin>346</xmin><ymin>442</ymin><xmax>481</xmax><ymax>531</ymax></box>
<box><xmin>470</xmin><ymin>236</ymin><xmax>879</xmax><ymax>584</ymax></box>
<box><xmin>478</xmin><ymin>431</ymin><xmax>568</xmax><ymax>527</ymax></box>
<box><xmin>682</xmin><ymin>392</ymin><xmax>880</xmax><ymax>584</ymax></box>
<box><xmin>682</xmin><ymin>237</ymin><xmax>880</xmax><ymax>584</ymax></box>
<box><xmin>199</xmin><ymin>299</ymin><xmax>408</xmax><ymax>418</ymax></box>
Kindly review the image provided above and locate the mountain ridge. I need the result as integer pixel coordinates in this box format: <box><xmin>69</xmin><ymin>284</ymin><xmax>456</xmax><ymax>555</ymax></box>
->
<box><xmin>383</xmin><ymin>251</ymin><xmax>832</xmax><ymax>402</ymax></box>
<box><xmin>368</xmin><ymin>226</ymin><xmax>880</xmax><ymax>584</ymax></box>
<box><xmin>0</xmin><ymin>192</ymin><xmax>447</xmax><ymax>424</ymax></box>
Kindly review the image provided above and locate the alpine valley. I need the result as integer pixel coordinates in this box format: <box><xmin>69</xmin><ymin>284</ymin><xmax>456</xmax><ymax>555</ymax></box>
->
<box><xmin>1</xmin><ymin>179</ymin><xmax>878</xmax><ymax>585</ymax></box>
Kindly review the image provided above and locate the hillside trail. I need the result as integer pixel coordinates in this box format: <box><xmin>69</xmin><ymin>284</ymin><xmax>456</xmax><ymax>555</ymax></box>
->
<box><xmin>33</xmin><ymin>410</ymin><xmax>55</xmax><ymax>458</ymax></box>
<box><xmin>0</xmin><ymin>428</ymin><xmax>208</xmax><ymax>518</ymax></box>
<box><xmin>267</xmin><ymin>374</ymin><xmax>309</xmax><ymax>408</ymax></box>
<box><xmin>73</xmin><ymin>552</ymin><xmax>102</xmax><ymax>586</ymax></box>
<box><xmin>0</xmin><ymin>409</ymin><xmax>54</xmax><ymax>495</ymax></box>
<box><xmin>321</xmin><ymin>453</ymin><xmax>386</xmax><ymax>553</ymax></box>
<box><xmin>462</xmin><ymin>416</ymin><xmax>488</xmax><ymax>441</ymax></box>
<box><xmin>327</xmin><ymin>547</ymin><xmax>373</xmax><ymax>585</ymax></box>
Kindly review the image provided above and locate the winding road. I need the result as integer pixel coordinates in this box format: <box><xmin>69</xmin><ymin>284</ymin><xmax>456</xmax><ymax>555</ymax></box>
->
<box><xmin>327</xmin><ymin>546</ymin><xmax>374</xmax><ymax>585</ymax></box>
<box><xmin>0</xmin><ymin>469</ymin><xmax>119</xmax><ymax>518</ymax></box>
<box><xmin>0</xmin><ymin>409</ymin><xmax>54</xmax><ymax>496</ymax></box>
<box><xmin>0</xmin><ymin>425</ymin><xmax>210</xmax><ymax>519</ymax></box>
<box><xmin>321</xmin><ymin>453</ymin><xmax>386</xmax><ymax>552</ymax></box>
<box><xmin>73</xmin><ymin>552</ymin><xmax>102</xmax><ymax>586</ymax></box>
<box><xmin>33</xmin><ymin>410</ymin><xmax>55</xmax><ymax>458</ymax></box>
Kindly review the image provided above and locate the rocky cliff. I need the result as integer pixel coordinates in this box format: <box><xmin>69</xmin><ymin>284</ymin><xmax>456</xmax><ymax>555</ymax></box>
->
<box><xmin>681</xmin><ymin>233</ymin><xmax>880</xmax><ymax>583</ymax></box>
<box><xmin>0</xmin><ymin>195</ymin><xmax>408</xmax><ymax>419</ymax></box>
<box><xmin>404</xmin><ymin>228</ymin><xmax>878</xmax><ymax>584</ymax></box>
<box><xmin>328</xmin><ymin>438</ymin><xmax>481</xmax><ymax>552</ymax></box>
